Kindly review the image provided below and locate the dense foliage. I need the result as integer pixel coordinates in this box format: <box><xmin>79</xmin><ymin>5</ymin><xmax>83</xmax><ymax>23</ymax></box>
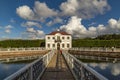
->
<box><xmin>96</xmin><ymin>34</ymin><xmax>120</xmax><ymax>40</ymax></box>
<box><xmin>72</xmin><ymin>39</ymin><xmax>120</xmax><ymax>47</ymax></box>
<box><xmin>0</xmin><ymin>39</ymin><xmax>45</xmax><ymax>48</ymax></box>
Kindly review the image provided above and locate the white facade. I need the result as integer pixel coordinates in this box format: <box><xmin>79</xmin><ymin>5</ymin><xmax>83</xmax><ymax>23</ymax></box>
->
<box><xmin>45</xmin><ymin>31</ymin><xmax>72</xmax><ymax>50</ymax></box>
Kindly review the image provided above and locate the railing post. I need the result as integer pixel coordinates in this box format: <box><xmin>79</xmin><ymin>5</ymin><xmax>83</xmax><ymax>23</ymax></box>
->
<box><xmin>80</xmin><ymin>66</ymin><xmax>84</xmax><ymax>80</ymax></box>
<box><xmin>47</xmin><ymin>53</ymin><xmax>49</xmax><ymax>65</ymax></box>
<box><xmin>30</xmin><ymin>66</ymin><xmax>33</xmax><ymax>80</ymax></box>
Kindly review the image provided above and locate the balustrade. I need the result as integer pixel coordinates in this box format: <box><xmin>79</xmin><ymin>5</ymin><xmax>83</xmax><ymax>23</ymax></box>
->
<box><xmin>4</xmin><ymin>50</ymin><xmax>54</xmax><ymax>80</ymax></box>
<box><xmin>63</xmin><ymin>52</ymin><xmax>108</xmax><ymax>80</ymax></box>
<box><xmin>0</xmin><ymin>47</ymin><xmax>45</xmax><ymax>52</ymax></box>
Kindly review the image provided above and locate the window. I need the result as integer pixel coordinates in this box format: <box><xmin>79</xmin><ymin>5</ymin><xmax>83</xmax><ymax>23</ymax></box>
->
<box><xmin>62</xmin><ymin>44</ymin><xmax>64</xmax><ymax>48</ymax></box>
<box><xmin>67</xmin><ymin>36</ymin><xmax>70</xmax><ymax>39</ymax></box>
<box><xmin>53</xmin><ymin>37</ymin><xmax>55</xmax><ymax>39</ymax></box>
<box><xmin>57</xmin><ymin>36</ymin><xmax>60</xmax><ymax>40</ymax></box>
<box><xmin>53</xmin><ymin>44</ymin><xmax>55</xmax><ymax>47</ymax></box>
<box><xmin>67</xmin><ymin>44</ymin><xmax>70</xmax><ymax>48</ymax></box>
<box><xmin>47</xmin><ymin>44</ymin><xmax>50</xmax><ymax>48</ymax></box>
<box><xmin>62</xmin><ymin>37</ymin><xmax>64</xmax><ymax>39</ymax></box>
<box><xmin>48</xmin><ymin>37</ymin><xmax>50</xmax><ymax>39</ymax></box>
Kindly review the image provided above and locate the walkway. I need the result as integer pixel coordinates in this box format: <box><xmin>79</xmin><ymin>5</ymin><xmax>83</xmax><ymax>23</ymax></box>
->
<box><xmin>40</xmin><ymin>51</ymin><xmax>75</xmax><ymax>80</ymax></box>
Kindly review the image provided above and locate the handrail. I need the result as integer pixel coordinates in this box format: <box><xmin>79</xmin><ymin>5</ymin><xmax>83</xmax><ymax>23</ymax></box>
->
<box><xmin>4</xmin><ymin>50</ymin><xmax>55</xmax><ymax>80</ymax></box>
<box><xmin>63</xmin><ymin>51</ymin><xmax>108</xmax><ymax>80</ymax></box>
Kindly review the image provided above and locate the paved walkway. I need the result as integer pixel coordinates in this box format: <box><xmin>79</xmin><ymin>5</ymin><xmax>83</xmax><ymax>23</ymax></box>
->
<box><xmin>40</xmin><ymin>51</ymin><xmax>75</xmax><ymax>80</ymax></box>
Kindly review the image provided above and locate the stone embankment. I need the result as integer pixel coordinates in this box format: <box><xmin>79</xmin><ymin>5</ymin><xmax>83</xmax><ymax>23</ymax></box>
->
<box><xmin>0</xmin><ymin>50</ymin><xmax>49</xmax><ymax>59</ymax></box>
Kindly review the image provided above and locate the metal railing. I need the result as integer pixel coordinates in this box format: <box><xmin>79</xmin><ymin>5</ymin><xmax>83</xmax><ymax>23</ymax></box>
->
<box><xmin>4</xmin><ymin>50</ymin><xmax>55</xmax><ymax>80</ymax></box>
<box><xmin>0</xmin><ymin>47</ymin><xmax>45</xmax><ymax>52</ymax></box>
<box><xmin>63</xmin><ymin>51</ymin><xmax>108</xmax><ymax>80</ymax></box>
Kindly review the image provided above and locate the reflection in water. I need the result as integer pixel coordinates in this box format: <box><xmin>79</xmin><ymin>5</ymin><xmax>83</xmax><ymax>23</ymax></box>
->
<box><xmin>88</xmin><ymin>63</ymin><xmax>120</xmax><ymax>80</ymax></box>
<box><xmin>0</xmin><ymin>63</ymin><xmax>27</xmax><ymax>80</ymax></box>
<box><xmin>111</xmin><ymin>64</ymin><xmax>120</xmax><ymax>76</ymax></box>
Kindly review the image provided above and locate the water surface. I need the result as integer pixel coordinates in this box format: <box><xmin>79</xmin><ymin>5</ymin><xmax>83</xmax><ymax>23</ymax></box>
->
<box><xmin>87</xmin><ymin>62</ymin><xmax>120</xmax><ymax>80</ymax></box>
<box><xmin>0</xmin><ymin>62</ymin><xmax>31</xmax><ymax>80</ymax></box>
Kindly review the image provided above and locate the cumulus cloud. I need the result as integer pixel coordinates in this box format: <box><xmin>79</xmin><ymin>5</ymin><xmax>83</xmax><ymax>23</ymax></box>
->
<box><xmin>60</xmin><ymin>16</ymin><xmax>120</xmax><ymax>38</ymax></box>
<box><xmin>16</xmin><ymin>1</ymin><xmax>58</xmax><ymax>21</ymax></box>
<box><xmin>16</xmin><ymin>5</ymin><xmax>35</xmax><ymax>20</ymax></box>
<box><xmin>16</xmin><ymin>0</ymin><xmax>110</xmax><ymax>28</ymax></box>
<box><xmin>22</xmin><ymin>27</ymin><xmax>45</xmax><ymax>39</ymax></box>
<box><xmin>34</xmin><ymin>1</ymin><xmax>58</xmax><ymax>18</ymax></box>
<box><xmin>60</xmin><ymin>0</ymin><xmax>110</xmax><ymax>19</ymax></box>
<box><xmin>60</xmin><ymin>16</ymin><xmax>88</xmax><ymax>38</ymax></box>
<box><xmin>26</xmin><ymin>28</ymin><xmax>36</xmax><ymax>33</ymax></box>
<box><xmin>22</xmin><ymin>21</ymin><xmax>42</xmax><ymax>28</ymax></box>
<box><xmin>47</xmin><ymin>17</ymin><xmax>63</xmax><ymax>26</ymax></box>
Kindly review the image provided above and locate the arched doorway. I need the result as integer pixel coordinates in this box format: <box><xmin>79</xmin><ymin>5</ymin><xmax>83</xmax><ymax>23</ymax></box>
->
<box><xmin>57</xmin><ymin>43</ymin><xmax>60</xmax><ymax>50</ymax></box>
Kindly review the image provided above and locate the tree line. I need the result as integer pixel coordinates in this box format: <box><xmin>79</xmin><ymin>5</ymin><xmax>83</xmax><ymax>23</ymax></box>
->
<box><xmin>72</xmin><ymin>39</ymin><xmax>120</xmax><ymax>47</ymax></box>
<box><xmin>0</xmin><ymin>34</ymin><xmax>120</xmax><ymax>48</ymax></box>
<box><xmin>0</xmin><ymin>39</ymin><xmax>45</xmax><ymax>48</ymax></box>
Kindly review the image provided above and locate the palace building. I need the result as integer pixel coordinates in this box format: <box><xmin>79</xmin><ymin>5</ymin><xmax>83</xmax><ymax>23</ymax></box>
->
<box><xmin>45</xmin><ymin>30</ymin><xmax>72</xmax><ymax>50</ymax></box>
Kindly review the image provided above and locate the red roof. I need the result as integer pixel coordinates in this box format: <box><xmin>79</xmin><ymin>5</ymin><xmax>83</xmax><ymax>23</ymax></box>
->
<box><xmin>47</xmin><ymin>31</ymin><xmax>70</xmax><ymax>35</ymax></box>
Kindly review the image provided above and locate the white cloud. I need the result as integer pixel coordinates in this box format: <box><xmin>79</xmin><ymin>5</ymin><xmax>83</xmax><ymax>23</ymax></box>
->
<box><xmin>36</xmin><ymin>30</ymin><xmax>45</xmax><ymax>39</ymax></box>
<box><xmin>60</xmin><ymin>16</ymin><xmax>88</xmax><ymax>38</ymax></box>
<box><xmin>5</xmin><ymin>25</ymin><xmax>13</xmax><ymax>29</ymax></box>
<box><xmin>16</xmin><ymin>1</ymin><xmax>58</xmax><ymax>21</ymax></box>
<box><xmin>47</xmin><ymin>17</ymin><xmax>63</xmax><ymax>26</ymax></box>
<box><xmin>60</xmin><ymin>0</ymin><xmax>110</xmax><ymax>19</ymax></box>
<box><xmin>22</xmin><ymin>21</ymin><xmax>42</xmax><ymax>28</ymax></box>
<box><xmin>60</xmin><ymin>16</ymin><xmax>120</xmax><ymax>38</ymax></box>
<box><xmin>22</xmin><ymin>27</ymin><xmax>45</xmax><ymax>39</ymax></box>
<box><xmin>60</xmin><ymin>0</ymin><xmax>78</xmax><ymax>16</ymax></box>
<box><xmin>16</xmin><ymin>5</ymin><xmax>35</xmax><ymax>20</ymax></box>
<box><xmin>26</xmin><ymin>27</ymin><xmax>36</xmax><ymax>33</ymax></box>
<box><xmin>10</xmin><ymin>18</ymin><xmax>16</xmax><ymax>23</ymax></box>
<box><xmin>34</xmin><ymin>1</ymin><xmax>58</xmax><ymax>18</ymax></box>
<box><xmin>5</xmin><ymin>29</ymin><xmax>11</xmax><ymax>33</ymax></box>
<box><xmin>16</xmin><ymin>0</ymin><xmax>110</xmax><ymax>28</ymax></box>
<box><xmin>4</xmin><ymin>25</ymin><xmax>13</xmax><ymax>34</ymax></box>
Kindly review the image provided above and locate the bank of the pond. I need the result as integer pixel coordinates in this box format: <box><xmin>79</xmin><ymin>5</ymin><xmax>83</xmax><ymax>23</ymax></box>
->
<box><xmin>69</xmin><ymin>50</ymin><xmax>120</xmax><ymax>58</ymax></box>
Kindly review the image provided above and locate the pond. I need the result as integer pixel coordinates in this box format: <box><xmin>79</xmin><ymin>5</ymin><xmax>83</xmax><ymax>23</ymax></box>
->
<box><xmin>0</xmin><ymin>60</ymin><xmax>34</xmax><ymax>80</ymax></box>
<box><xmin>87</xmin><ymin>62</ymin><xmax>120</xmax><ymax>80</ymax></box>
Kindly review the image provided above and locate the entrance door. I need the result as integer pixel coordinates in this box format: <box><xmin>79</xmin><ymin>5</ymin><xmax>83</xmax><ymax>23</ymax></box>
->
<box><xmin>57</xmin><ymin>43</ymin><xmax>60</xmax><ymax>50</ymax></box>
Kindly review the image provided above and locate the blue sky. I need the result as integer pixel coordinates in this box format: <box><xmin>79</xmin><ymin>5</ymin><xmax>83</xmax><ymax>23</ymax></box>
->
<box><xmin>0</xmin><ymin>0</ymin><xmax>120</xmax><ymax>39</ymax></box>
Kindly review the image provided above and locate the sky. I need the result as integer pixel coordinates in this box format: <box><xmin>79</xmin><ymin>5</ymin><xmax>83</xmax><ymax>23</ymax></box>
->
<box><xmin>0</xmin><ymin>0</ymin><xmax>120</xmax><ymax>39</ymax></box>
